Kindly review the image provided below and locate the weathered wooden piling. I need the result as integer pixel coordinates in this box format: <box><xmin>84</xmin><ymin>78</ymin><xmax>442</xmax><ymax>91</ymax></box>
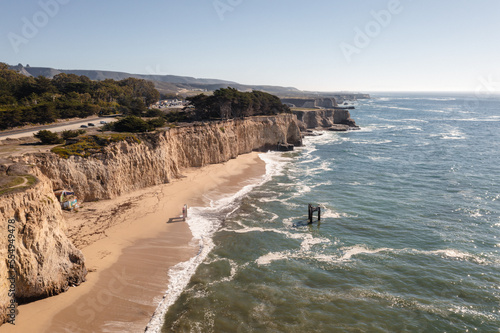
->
<box><xmin>308</xmin><ymin>204</ymin><xmax>321</xmax><ymax>224</ymax></box>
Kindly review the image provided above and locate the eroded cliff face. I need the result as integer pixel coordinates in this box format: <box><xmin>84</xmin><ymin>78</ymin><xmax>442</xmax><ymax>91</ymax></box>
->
<box><xmin>292</xmin><ymin>109</ymin><xmax>358</xmax><ymax>131</ymax></box>
<box><xmin>0</xmin><ymin>114</ymin><xmax>300</xmax><ymax>325</ymax></box>
<box><xmin>0</xmin><ymin>168</ymin><xmax>86</xmax><ymax>324</ymax></box>
<box><xmin>20</xmin><ymin>115</ymin><xmax>302</xmax><ymax>202</ymax></box>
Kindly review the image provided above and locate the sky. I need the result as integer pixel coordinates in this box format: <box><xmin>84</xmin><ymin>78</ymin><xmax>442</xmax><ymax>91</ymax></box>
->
<box><xmin>1</xmin><ymin>0</ymin><xmax>499</xmax><ymax>92</ymax></box>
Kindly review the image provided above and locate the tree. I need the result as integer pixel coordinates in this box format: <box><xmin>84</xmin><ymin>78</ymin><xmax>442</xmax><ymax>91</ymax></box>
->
<box><xmin>61</xmin><ymin>129</ymin><xmax>85</xmax><ymax>140</ymax></box>
<box><xmin>186</xmin><ymin>88</ymin><xmax>289</xmax><ymax>120</ymax></box>
<box><xmin>145</xmin><ymin>108</ymin><xmax>164</xmax><ymax>118</ymax></box>
<box><xmin>146</xmin><ymin>117</ymin><xmax>165</xmax><ymax>129</ymax></box>
<box><xmin>112</xmin><ymin>116</ymin><xmax>150</xmax><ymax>133</ymax></box>
<box><xmin>34</xmin><ymin>130</ymin><xmax>63</xmax><ymax>144</ymax></box>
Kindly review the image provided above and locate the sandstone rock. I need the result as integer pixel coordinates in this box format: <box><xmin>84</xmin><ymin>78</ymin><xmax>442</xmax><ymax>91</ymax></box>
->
<box><xmin>0</xmin><ymin>169</ymin><xmax>86</xmax><ymax>324</ymax></box>
<box><xmin>328</xmin><ymin>124</ymin><xmax>351</xmax><ymax>132</ymax></box>
<box><xmin>19</xmin><ymin>115</ymin><xmax>302</xmax><ymax>202</ymax></box>
<box><xmin>292</xmin><ymin>109</ymin><xmax>359</xmax><ymax>131</ymax></box>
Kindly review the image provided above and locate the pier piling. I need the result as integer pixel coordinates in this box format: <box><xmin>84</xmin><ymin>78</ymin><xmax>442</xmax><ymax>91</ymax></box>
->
<box><xmin>308</xmin><ymin>204</ymin><xmax>321</xmax><ymax>224</ymax></box>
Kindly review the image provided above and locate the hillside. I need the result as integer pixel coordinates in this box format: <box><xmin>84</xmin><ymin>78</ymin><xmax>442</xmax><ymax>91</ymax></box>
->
<box><xmin>8</xmin><ymin>64</ymin><xmax>368</xmax><ymax>99</ymax></box>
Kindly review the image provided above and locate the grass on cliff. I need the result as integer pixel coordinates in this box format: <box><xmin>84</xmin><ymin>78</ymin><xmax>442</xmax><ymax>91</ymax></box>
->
<box><xmin>51</xmin><ymin>134</ymin><xmax>141</xmax><ymax>159</ymax></box>
<box><xmin>0</xmin><ymin>175</ymin><xmax>37</xmax><ymax>196</ymax></box>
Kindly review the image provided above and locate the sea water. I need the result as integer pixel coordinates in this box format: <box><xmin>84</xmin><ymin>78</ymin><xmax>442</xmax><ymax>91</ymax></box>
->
<box><xmin>154</xmin><ymin>93</ymin><xmax>500</xmax><ymax>332</ymax></box>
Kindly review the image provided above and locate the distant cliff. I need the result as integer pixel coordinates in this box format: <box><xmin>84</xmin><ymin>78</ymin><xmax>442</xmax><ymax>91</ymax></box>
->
<box><xmin>19</xmin><ymin>115</ymin><xmax>302</xmax><ymax>202</ymax></box>
<box><xmin>292</xmin><ymin>109</ymin><xmax>359</xmax><ymax>131</ymax></box>
<box><xmin>0</xmin><ymin>167</ymin><xmax>86</xmax><ymax>324</ymax></box>
<box><xmin>281</xmin><ymin>98</ymin><xmax>338</xmax><ymax>109</ymax></box>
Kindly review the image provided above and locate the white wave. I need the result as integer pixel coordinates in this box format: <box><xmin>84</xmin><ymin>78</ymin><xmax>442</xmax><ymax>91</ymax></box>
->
<box><xmin>422</xmin><ymin>249</ymin><xmax>488</xmax><ymax>265</ymax></box>
<box><xmin>448</xmin><ymin>117</ymin><xmax>500</xmax><ymax>122</ymax></box>
<box><xmin>352</xmin><ymin>139</ymin><xmax>392</xmax><ymax>145</ymax></box>
<box><xmin>368</xmin><ymin>156</ymin><xmax>392</xmax><ymax>162</ymax></box>
<box><xmin>386</xmin><ymin>106</ymin><xmax>414</xmax><ymax>111</ymax></box>
<box><xmin>424</xmin><ymin>109</ymin><xmax>449</xmax><ymax>113</ymax></box>
<box><xmin>301</xmin><ymin>235</ymin><xmax>330</xmax><ymax>251</ymax></box>
<box><xmin>256</xmin><ymin>245</ymin><xmax>390</xmax><ymax>266</ymax></box>
<box><xmin>317</xmin><ymin>205</ymin><xmax>343</xmax><ymax>219</ymax></box>
<box><xmin>441</xmin><ymin>128</ymin><xmax>467</xmax><ymax>140</ymax></box>
<box><xmin>303</xmin><ymin>160</ymin><xmax>333</xmax><ymax>176</ymax></box>
<box><xmin>280</xmin><ymin>199</ymin><xmax>300</xmax><ymax>209</ymax></box>
<box><xmin>256</xmin><ymin>251</ymin><xmax>290</xmax><ymax>265</ymax></box>
<box><xmin>425</xmin><ymin>97</ymin><xmax>457</xmax><ymax>101</ymax></box>
<box><xmin>205</xmin><ymin>258</ymin><xmax>242</xmax><ymax>286</ymax></box>
<box><xmin>448</xmin><ymin>305</ymin><xmax>498</xmax><ymax>321</ymax></box>
<box><xmin>282</xmin><ymin>217</ymin><xmax>295</xmax><ymax>227</ymax></box>
<box><xmin>258</xmin><ymin>152</ymin><xmax>291</xmax><ymax>179</ymax></box>
<box><xmin>145</xmin><ymin>240</ymin><xmax>211</xmax><ymax>332</ymax></box>
<box><xmin>338</xmin><ymin>245</ymin><xmax>392</xmax><ymax>261</ymax></box>
<box><xmin>309</xmin><ymin>180</ymin><xmax>333</xmax><ymax>188</ymax></box>
<box><xmin>256</xmin><ymin>196</ymin><xmax>280</xmax><ymax>203</ymax></box>
<box><xmin>401</xmin><ymin>118</ymin><xmax>429</xmax><ymax>123</ymax></box>
<box><xmin>146</xmin><ymin>152</ymin><xmax>289</xmax><ymax>332</ymax></box>
<box><xmin>302</xmin><ymin>131</ymin><xmax>343</xmax><ymax>147</ymax></box>
<box><xmin>299</xmin><ymin>155</ymin><xmax>321</xmax><ymax>164</ymax></box>
<box><xmin>401</xmin><ymin>125</ymin><xmax>423</xmax><ymax>131</ymax></box>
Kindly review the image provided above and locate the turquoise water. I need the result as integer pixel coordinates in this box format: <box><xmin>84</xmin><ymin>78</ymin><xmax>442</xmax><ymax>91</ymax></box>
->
<box><xmin>160</xmin><ymin>93</ymin><xmax>500</xmax><ymax>332</ymax></box>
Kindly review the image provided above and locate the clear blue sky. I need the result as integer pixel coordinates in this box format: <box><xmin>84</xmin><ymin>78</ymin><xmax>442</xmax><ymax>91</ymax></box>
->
<box><xmin>1</xmin><ymin>0</ymin><xmax>499</xmax><ymax>92</ymax></box>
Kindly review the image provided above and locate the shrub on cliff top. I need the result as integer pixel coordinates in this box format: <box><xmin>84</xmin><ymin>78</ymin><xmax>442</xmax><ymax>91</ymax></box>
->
<box><xmin>34</xmin><ymin>130</ymin><xmax>64</xmax><ymax>144</ymax></box>
<box><xmin>61</xmin><ymin>129</ymin><xmax>86</xmax><ymax>140</ymax></box>
<box><xmin>51</xmin><ymin>134</ymin><xmax>141</xmax><ymax>159</ymax></box>
<box><xmin>112</xmin><ymin>116</ymin><xmax>150</xmax><ymax>132</ymax></box>
<box><xmin>111</xmin><ymin>115</ymin><xmax>165</xmax><ymax>133</ymax></box>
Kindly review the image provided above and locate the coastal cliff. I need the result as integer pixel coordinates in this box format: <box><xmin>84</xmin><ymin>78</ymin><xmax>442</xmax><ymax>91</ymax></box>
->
<box><xmin>0</xmin><ymin>114</ymin><xmax>299</xmax><ymax>325</ymax></box>
<box><xmin>292</xmin><ymin>109</ymin><xmax>359</xmax><ymax>131</ymax></box>
<box><xmin>0</xmin><ymin>167</ymin><xmax>86</xmax><ymax>324</ymax></box>
<box><xmin>19</xmin><ymin>114</ymin><xmax>301</xmax><ymax>202</ymax></box>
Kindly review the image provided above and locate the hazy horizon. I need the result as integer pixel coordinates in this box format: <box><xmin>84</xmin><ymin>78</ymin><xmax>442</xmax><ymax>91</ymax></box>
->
<box><xmin>2</xmin><ymin>0</ymin><xmax>499</xmax><ymax>93</ymax></box>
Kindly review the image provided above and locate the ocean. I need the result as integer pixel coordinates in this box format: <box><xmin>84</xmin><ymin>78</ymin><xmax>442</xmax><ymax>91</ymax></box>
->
<box><xmin>153</xmin><ymin>93</ymin><xmax>500</xmax><ymax>332</ymax></box>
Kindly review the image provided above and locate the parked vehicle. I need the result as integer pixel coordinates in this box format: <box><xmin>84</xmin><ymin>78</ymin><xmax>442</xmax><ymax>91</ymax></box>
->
<box><xmin>88</xmin><ymin>123</ymin><xmax>95</xmax><ymax>126</ymax></box>
<box><xmin>80</xmin><ymin>125</ymin><xmax>88</xmax><ymax>128</ymax></box>
<box><xmin>100</xmin><ymin>120</ymin><xmax>107</xmax><ymax>124</ymax></box>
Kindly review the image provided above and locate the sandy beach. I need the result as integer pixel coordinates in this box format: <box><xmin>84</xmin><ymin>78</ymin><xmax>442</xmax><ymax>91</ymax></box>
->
<box><xmin>0</xmin><ymin>152</ymin><xmax>265</xmax><ymax>333</ymax></box>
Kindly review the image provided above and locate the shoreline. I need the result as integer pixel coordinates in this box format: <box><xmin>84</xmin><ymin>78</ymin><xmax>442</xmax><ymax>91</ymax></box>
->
<box><xmin>0</xmin><ymin>152</ymin><xmax>266</xmax><ymax>333</ymax></box>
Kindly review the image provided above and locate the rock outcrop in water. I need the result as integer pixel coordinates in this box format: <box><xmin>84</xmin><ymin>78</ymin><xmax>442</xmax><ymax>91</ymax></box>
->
<box><xmin>292</xmin><ymin>109</ymin><xmax>359</xmax><ymax>131</ymax></box>
<box><xmin>19</xmin><ymin>115</ymin><xmax>301</xmax><ymax>202</ymax></box>
<box><xmin>0</xmin><ymin>167</ymin><xmax>87</xmax><ymax>324</ymax></box>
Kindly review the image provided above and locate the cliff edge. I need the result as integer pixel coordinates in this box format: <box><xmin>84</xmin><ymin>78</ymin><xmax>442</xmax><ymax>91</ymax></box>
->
<box><xmin>19</xmin><ymin>115</ymin><xmax>302</xmax><ymax>202</ymax></box>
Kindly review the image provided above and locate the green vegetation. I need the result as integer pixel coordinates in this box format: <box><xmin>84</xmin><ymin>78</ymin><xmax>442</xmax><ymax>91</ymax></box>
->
<box><xmin>0</xmin><ymin>63</ymin><xmax>160</xmax><ymax>129</ymax></box>
<box><xmin>34</xmin><ymin>130</ymin><xmax>64</xmax><ymax>144</ymax></box>
<box><xmin>51</xmin><ymin>134</ymin><xmax>141</xmax><ymax>159</ymax></box>
<box><xmin>186</xmin><ymin>87</ymin><xmax>290</xmax><ymax>121</ymax></box>
<box><xmin>164</xmin><ymin>110</ymin><xmax>190</xmax><ymax>123</ymax></box>
<box><xmin>0</xmin><ymin>175</ymin><xmax>37</xmax><ymax>196</ymax></box>
<box><xmin>111</xmin><ymin>115</ymin><xmax>165</xmax><ymax>133</ymax></box>
<box><xmin>61</xmin><ymin>129</ymin><xmax>86</xmax><ymax>140</ymax></box>
<box><xmin>145</xmin><ymin>108</ymin><xmax>164</xmax><ymax>118</ymax></box>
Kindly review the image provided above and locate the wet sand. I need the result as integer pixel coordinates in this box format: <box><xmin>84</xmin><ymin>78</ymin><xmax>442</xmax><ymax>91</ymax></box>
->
<box><xmin>0</xmin><ymin>152</ymin><xmax>265</xmax><ymax>333</ymax></box>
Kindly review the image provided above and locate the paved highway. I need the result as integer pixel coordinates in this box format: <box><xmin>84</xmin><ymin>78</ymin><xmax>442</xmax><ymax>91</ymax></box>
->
<box><xmin>0</xmin><ymin>117</ymin><xmax>119</xmax><ymax>140</ymax></box>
